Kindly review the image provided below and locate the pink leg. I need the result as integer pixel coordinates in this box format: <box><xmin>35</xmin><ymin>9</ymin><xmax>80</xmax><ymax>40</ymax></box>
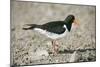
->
<box><xmin>52</xmin><ymin>40</ymin><xmax>59</xmax><ymax>56</ymax></box>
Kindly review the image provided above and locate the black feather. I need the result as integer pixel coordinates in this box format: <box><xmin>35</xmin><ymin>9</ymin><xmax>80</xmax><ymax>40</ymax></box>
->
<box><xmin>41</xmin><ymin>21</ymin><xmax>66</xmax><ymax>34</ymax></box>
<box><xmin>23</xmin><ymin>24</ymin><xmax>41</xmax><ymax>30</ymax></box>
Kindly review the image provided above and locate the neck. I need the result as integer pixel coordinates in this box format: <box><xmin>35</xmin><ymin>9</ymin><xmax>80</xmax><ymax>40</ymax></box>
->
<box><xmin>66</xmin><ymin>22</ymin><xmax>72</xmax><ymax>32</ymax></box>
<box><xmin>64</xmin><ymin>18</ymin><xmax>73</xmax><ymax>32</ymax></box>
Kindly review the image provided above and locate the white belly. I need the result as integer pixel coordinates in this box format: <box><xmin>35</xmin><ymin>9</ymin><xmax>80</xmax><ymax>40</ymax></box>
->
<box><xmin>34</xmin><ymin>27</ymin><xmax>68</xmax><ymax>39</ymax></box>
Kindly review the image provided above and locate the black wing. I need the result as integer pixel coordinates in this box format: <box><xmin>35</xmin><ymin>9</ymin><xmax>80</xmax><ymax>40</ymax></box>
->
<box><xmin>42</xmin><ymin>21</ymin><xmax>66</xmax><ymax>34</ymax></box>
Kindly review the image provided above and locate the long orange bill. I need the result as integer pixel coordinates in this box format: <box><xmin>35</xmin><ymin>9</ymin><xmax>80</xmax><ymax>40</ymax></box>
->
<box><xmin>73</xmin><ymin>19</ymin><xmax>80</xmax><ymax>26</ymax></box>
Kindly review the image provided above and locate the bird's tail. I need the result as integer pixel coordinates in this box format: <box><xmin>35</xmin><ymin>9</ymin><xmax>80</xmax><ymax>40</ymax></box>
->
<box><xmin>23</xmin><ymin>24</ymin><xmax>40</xmax><ymax>30</ymax></box>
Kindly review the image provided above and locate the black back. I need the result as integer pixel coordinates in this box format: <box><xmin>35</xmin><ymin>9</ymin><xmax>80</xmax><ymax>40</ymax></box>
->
<box><xmin>41</xmin><ymin>21</ymin><xmax>66</xmax><ymax>34</ymax></box>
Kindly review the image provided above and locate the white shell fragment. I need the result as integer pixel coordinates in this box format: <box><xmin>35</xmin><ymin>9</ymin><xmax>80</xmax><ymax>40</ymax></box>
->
<box><xmin>30</xmin><ymin>49</ymin><xmax>49</xmax><ymax>61</ymax></box>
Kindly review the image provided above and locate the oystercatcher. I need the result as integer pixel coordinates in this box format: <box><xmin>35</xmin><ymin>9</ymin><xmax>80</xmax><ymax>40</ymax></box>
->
<box><xmin>23</xmin><ymin>15</ymin><xmax>79</xmax><ymax>55</ymax></box>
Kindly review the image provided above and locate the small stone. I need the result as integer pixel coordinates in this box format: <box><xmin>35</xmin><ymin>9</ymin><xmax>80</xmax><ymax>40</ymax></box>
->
<box><xmin>46</xmin><ymin>41</ymin><xmax>52</xmax><ymax>47</ymax></box>
<box><xmin>55</xmin><ymin>60</ymin><xmax>59</xmax><ymax>63</ymax></box>
<box><xmin>69</xmin><ymin>51</ymin><xmax>79</xmax><ymax>62</ymax></box>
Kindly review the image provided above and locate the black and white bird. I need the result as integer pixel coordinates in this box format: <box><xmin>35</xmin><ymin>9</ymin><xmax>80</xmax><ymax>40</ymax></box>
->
<box><xmin>23</xmin><ymin>15</ymin><xmax>79</xmax><ymax>55</ymax></box>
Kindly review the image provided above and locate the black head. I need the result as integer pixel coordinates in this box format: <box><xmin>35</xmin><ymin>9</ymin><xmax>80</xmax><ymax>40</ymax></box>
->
<box><xmin>64</xmin><ymin>15</ymin><xmax>75</xmax><ymax>23</ymax></box>
<box><xmin>64</xmin><ymin>15</ymin><xmax>75</xmax><ymax>32</ymax></box>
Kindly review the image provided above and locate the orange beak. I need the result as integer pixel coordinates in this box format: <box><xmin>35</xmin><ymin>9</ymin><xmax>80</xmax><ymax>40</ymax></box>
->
<box><xmin>73</xmin><ymin>19</ymin><xmax>80</xmax><ymax>26</ymax></box>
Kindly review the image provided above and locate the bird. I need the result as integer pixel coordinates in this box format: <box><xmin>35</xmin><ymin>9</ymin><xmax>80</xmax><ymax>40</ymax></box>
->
<box><xmin>23</xmin><ymin>15</ymin><xmax>79</xmax><ymax>55</ymax></box>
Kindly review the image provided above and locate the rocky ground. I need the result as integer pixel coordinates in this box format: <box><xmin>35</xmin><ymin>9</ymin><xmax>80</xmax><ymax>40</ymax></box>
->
<box><xmin>11</xmin><ymin>1</ymin><xmax>96</xmax><ymax>66</ymax></box>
